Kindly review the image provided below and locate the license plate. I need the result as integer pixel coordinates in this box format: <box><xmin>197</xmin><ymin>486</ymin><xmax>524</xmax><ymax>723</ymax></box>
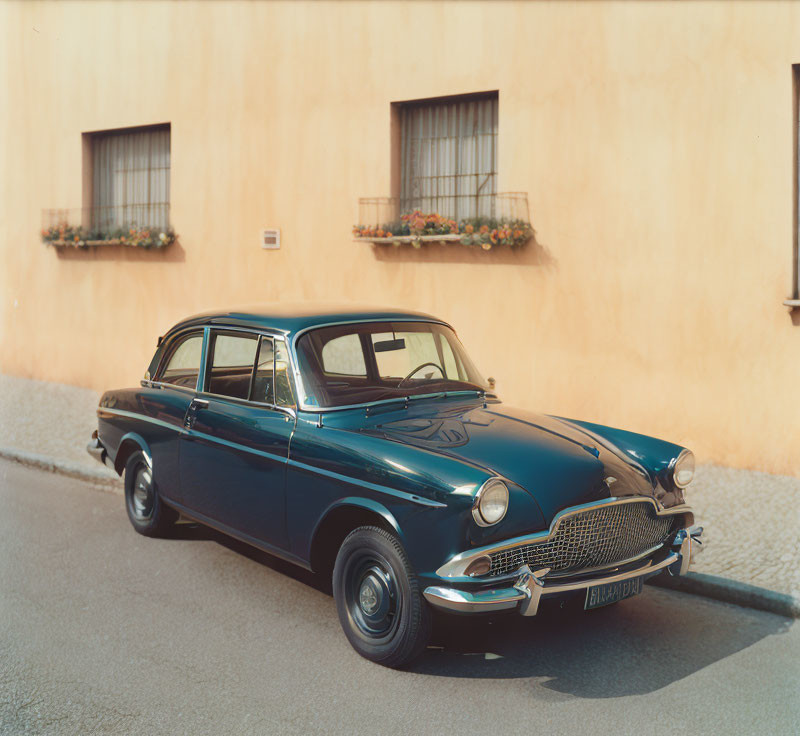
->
<box><xmin>585</xmin><ymin>576</ymin><xmax>643</xmax><ymax>610</ymax></box>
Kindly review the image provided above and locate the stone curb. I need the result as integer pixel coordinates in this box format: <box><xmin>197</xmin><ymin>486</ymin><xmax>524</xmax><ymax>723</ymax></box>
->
<box><xmin>0</xmin><ymin>447</ymin><xmax>122</xmax><ymax>490</ymax></box>
<box><xmin>649</xmin><ymin>570</ymin><xmax>800</xmax><ymax>619</ymax></box>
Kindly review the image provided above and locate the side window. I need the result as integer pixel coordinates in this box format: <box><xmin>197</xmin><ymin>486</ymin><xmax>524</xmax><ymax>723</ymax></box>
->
<box><xmin>159</xmin><ymin>333</ymin><xmax>203</xmax><ymax>389</ymax></box>
<box><xmin>321</xmin><ymin>333</ymin><xmax>367</xmax><ymax>376</ymax></box>
<box><xmin>206</xmin><ymin>332</ymin><xmax>259</xmax><ymax>400</ymax></box>
<box><xmin>251</xmin><ymin>337</ymin><xmax>275</xmax><ymax>404</ymax></box>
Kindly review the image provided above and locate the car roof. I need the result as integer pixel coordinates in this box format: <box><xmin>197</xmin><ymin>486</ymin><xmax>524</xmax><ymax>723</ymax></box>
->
<box><xmin>163</xmin><ymin>303</ymin><xmax>449</xmax><ymax>340</ymax></box>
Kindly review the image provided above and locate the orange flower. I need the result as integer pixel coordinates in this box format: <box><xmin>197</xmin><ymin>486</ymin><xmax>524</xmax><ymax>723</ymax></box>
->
<box><xmin>490</xmin><ymin>229</ymin><xmax>498</xmax><ymax>243</ymax></box>
<box><xmin>479</xmin><ymin>224</ymin><xmax>489</xmax><ymax>234</ymax></box>
<box><xmin>73</xmin><ymin>235</ymin><xmax>79</xmax><ymax>242</ymax></box>
<box><xmin>413</xmin><ymin>217</ymin><xmax>426</xmax><ymax>231</ymax></box>
<box><xmin>376</xmin><ymin>229</ymin><xmax>385</xmax><ymax>237</ymax></box>
<box><xmin>465</xmin><ymin>224</ymin><xmax>474</xmax><ymax>234</ymax></box>
<box><xmin>513</xmin><ymin>229</ymin><xmax>522</xmax><ymax>239</ymax></box>
<box><xmin>385</xmin><ymin>231</ymin><xmax>392</xmax><ymax>237</ymax></box>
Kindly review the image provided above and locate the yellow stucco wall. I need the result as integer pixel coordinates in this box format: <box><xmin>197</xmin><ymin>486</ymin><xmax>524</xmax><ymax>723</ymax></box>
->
<box><xmin>2</xmin><ymin>0</ymin><xmax>800</xmax><ymax>474</ymax></box>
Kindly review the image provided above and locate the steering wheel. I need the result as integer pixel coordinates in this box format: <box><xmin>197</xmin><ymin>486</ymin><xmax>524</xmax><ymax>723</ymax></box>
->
<box><xmin>398</xmin><ymin>362</ymin><xmax>445</xmax><ymax>388</ymax></box>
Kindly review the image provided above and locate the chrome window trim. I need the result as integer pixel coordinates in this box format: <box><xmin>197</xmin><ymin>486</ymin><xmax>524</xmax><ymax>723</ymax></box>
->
<box><xmin>151</xmin><ymin>324</ymin><xmax>299</xmax><ymax>417</ymax></box>
<box><xmin>435</xmin><ymin>496</ymin><xmax>695</xmax><ymax>579</ymax></box>
<box><xmin>147</xmin><ymin>327</ymin><xmax>206</xmax><ymax>392</ymax></box>
<box><xmin>198</xmin><ymin>328</ymin><xmax>297</xmax><ymax>417</ymax></box>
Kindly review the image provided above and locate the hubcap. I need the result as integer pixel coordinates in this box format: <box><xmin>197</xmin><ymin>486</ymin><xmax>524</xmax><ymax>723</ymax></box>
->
<box><xmin>131</xmin><ymin>465</ymin><xmax>154</xmax><ymax>521</ymax></box>
<box><xmin>359</xmin><ymin>576</ymin><xmax>381</xmax><ymax>614</ymax></box>
<box><xmin>345</xmin><ymin>556</ymin><xmax>400</xmax><ymax>642</ymax></box>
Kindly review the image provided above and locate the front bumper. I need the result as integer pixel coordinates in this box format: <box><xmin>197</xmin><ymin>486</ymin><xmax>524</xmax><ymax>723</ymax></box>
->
<box><xmin>423</xmin><ymin>524</ymin><xmax>704</xmax><ymax>616</ymax></box>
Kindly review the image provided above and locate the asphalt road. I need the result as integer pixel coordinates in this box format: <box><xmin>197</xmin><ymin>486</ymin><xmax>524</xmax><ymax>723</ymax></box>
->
<box><xmin>1</xmin><ymin>459</ymin><xmax>798</xmax><ymax>735</ymax></box>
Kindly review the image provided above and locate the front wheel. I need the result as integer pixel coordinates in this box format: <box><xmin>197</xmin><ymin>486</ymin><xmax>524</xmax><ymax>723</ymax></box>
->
<box><xmin>124</xmin><ymin>450</ymin><xmax>178</xmax><ymax>537</ymax></box>
<box><xmin>333</xmin><ymin>526</ymin><xmax>431</xmax><ymax>668</ymax></box>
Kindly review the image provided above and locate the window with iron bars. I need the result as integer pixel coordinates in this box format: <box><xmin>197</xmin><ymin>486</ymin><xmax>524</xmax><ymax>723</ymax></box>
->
<box><xmin>90</xmin><ymin>124</ymin><xmax>170</xmax><ymax>232</ymax></box>
<box><xmin>399</xmin><ymin>93</ymin><xmax>498</xmax><ymax>221</ymax></box>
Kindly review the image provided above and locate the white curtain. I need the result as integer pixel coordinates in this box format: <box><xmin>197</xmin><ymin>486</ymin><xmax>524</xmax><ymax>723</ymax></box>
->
<box><xmin>400</xmin><ymin>96</ymin><xmax>497</xmax><ymax>220</ymax></box>
<box><xmin>92</xmin><ymin>126</ymin><xmax>170</xmax><ymax>231</ymax></box>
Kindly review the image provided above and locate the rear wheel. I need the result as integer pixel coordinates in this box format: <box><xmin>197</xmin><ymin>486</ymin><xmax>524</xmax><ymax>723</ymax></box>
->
<box><xmin>333</xmin><ymin>526</ymin><xmax>431</xmax><ymax>668</ymax></box>
<box><xmin>124</xmin><ymin>450</ymin><xmax>177</xmax><ymax>537</ymax></box>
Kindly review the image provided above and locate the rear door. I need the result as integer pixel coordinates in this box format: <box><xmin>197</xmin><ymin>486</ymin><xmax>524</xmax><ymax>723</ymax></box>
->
<box><xmin>145</xmin><ymin>329</ymin><xmax>205</xmax><ymax>501</ymax></box>
<box><xmin>179</xmin><ymin>330</ymin><xmax>295</xmax><ymax>550</ymax></box>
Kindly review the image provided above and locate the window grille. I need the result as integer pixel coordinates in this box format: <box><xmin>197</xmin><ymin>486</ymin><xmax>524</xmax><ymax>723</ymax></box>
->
<box><xmin>400</xmin><ymin>94</ymin><xmax>498</xmax><ymax>220</ymax></box>
<box><xmin>91</xmin><ymin>125</ymin><xmax>170</xmax><ymax>231</ymax></box>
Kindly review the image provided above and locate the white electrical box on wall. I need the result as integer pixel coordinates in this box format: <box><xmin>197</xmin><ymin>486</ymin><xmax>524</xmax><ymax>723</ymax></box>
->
<box><xmin>262</xmin><ymin>229</ymin><xmax>281</xmax><ymax>249</ymax></box>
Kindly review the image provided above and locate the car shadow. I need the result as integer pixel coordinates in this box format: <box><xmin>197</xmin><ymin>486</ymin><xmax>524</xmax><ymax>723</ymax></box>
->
<box><xmin>413</xmin><ymin>588</ymin><xmax>792</xmax><ymax>697</ymax></box>
<box><xmin>168</xmin><ymin>521</ymin><xmax>329</xmax><ymax>592</ymax></box>
<box><xmin>167</xmin><ymin>521</ymin><xmax>792</xmax><ymax>699</ymax></box>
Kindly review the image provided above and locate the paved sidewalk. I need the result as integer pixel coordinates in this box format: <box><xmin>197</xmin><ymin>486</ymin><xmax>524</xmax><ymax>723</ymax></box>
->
<box><xmin>0</xmin><ymin>374</ymin><xmax>798</xmax><ymax>602</ymax></box>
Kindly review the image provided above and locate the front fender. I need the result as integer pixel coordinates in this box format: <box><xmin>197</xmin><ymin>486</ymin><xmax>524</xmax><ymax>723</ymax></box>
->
<box><xmin>559</xmin><ymin>417</ymin><xmax>688</xmax><ymax>504</ymax></box>
<box><xmin>313</xmin><ymin>496</ymin><xmax>404</xmax><ymax>542</ymax></box>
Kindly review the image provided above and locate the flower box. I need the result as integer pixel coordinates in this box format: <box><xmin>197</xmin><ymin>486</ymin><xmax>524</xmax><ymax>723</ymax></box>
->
<box><xmin>41</xmin><ymin>207</ymin><xmax>176</xmax><ymax>249</ymax></box>
<box><xmin>354</xmin><ymin>194</ymin><xmax>533</xmax><ymax>251</ymax></box>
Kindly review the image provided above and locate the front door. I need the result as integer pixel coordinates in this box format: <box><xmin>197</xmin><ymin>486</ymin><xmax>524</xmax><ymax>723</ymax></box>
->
<box><xmin>179</xmin><ymin>330</ymin><xmax>295</xmax><ymax>550</ymax></box>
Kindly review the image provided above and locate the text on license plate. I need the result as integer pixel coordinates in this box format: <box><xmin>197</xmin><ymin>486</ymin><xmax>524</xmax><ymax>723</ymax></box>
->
<box><xmin>585</xmin><ymin>576</ymin><xmax>643</xmax><ymax>610</ymax></box>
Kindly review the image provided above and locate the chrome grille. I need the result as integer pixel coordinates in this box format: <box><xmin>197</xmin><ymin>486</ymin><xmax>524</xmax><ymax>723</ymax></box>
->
<box><xmin>488</xmin><ymin>501</ymin><xmax>678</xmax><ymax>577</ymax></box>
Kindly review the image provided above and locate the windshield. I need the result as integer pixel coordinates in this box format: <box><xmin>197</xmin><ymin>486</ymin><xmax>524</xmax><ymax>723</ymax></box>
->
<box><xmin>295</xmin><ymin>321</ymin><xmax>488</xmax><ymax>408</ymax></box>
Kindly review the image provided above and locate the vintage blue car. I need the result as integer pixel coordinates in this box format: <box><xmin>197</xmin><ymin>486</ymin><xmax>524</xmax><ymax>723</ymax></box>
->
<box><xmin>89</xmin><ymin>305</ymin><xmax>703</xmax><ymax>667</ymax></box>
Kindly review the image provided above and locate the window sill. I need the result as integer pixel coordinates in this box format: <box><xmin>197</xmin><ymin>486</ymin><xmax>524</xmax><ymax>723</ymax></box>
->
<box><xmin>783</xmin><ymin>299</ymin><xmax>800</xmax><ymax>308</ymax></box>
<box><xmin>355</xmin><ymin>234</ymin><xmax>462</xmax><ymax>245</ymax></box>
<box><xmin>45</xmin><ymin>238</ymin><xmax>171</xmax><ymax>248</ymax></box>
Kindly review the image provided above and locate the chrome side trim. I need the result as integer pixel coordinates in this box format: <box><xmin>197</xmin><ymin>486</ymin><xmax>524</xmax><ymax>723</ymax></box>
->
<box><xmin>436</xmin><ymin>496</ymin><xmax>694</xmax><ymax>579</ymax></box>
<box><xmin>98</xmin><ymin>407</ymin><xmax>187</xmax><ymax>434</ymax></box>
<box><xmin>287</xmin><ymin>457</ymin><xmax>447</xmax><ymax>509</ymax></box>
<box><xmin>97</xmin><ymin>407</ymin><xmax>443</xmax><ymax>510</ymax></box>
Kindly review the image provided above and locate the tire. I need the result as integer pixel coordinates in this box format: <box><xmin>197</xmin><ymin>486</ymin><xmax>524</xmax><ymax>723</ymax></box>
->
<box><xmin>332</xmin><ymin>526</ymin><xmax>431</xmax><ymax>668</ymax></box>
<box><xmin>123</xmin><ymin>450</ymin><xmax>178</xmax><ymax>537</ymax></box>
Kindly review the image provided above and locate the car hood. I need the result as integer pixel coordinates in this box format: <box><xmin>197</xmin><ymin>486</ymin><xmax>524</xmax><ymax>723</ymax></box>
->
<box><xmin>360</xmin><ymin>398</ymin><xmax>656</xmax><ymax>525</ymax></box>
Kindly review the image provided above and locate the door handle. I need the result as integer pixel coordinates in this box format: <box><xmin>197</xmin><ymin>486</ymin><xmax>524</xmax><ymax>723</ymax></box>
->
<box><xmin>184</xmin><ymin>397</ymin><xmax>209</xmax><ymax>429</ymax></box>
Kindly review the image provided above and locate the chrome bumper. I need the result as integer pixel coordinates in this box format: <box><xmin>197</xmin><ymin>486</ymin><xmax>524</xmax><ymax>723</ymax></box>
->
<box><xmin>86</xmin><ymin>433</ymin><xmax>115</xmax><ymax>471</ymax></box>
<box><xmin>424</xmin><ymin>525</ymin><xmax>704</xmax><ymax>616</ymax></box>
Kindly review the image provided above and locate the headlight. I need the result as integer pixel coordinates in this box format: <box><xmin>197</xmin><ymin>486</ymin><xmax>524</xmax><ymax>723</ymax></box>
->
<box><xmin>472</xmin><ymin>478</ymin><xmax>509</xmax><ymax>526</ymax></box>
<box><xmin>672</xmin><ymin>449</ymin><xmax>695</xmax><ymax>489</ymax></box>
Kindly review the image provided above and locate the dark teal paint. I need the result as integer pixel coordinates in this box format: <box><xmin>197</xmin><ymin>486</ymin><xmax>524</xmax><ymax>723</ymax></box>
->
<box><xmin>95</xmin><ymin>308</ymin><xmax>691</xmax><ymax>586</ymax></box>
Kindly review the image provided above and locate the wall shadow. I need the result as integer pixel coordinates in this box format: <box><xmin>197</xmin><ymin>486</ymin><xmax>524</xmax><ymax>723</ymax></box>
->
<box><xmin>369</xmin><ymin>231</ymin><xmax>556</xmax><ymax>268</ymax></box>
<box><xmin>51</xmin><ymin>239</ymin><xmax>186</xmax><ymax>263</ymax></box>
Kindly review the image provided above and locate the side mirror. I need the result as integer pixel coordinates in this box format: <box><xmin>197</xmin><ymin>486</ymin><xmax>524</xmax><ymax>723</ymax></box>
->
<box><xmin>487</xmin><ymin>376</ymin><xmax>496</xmax><ymax>390</ymax></box>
